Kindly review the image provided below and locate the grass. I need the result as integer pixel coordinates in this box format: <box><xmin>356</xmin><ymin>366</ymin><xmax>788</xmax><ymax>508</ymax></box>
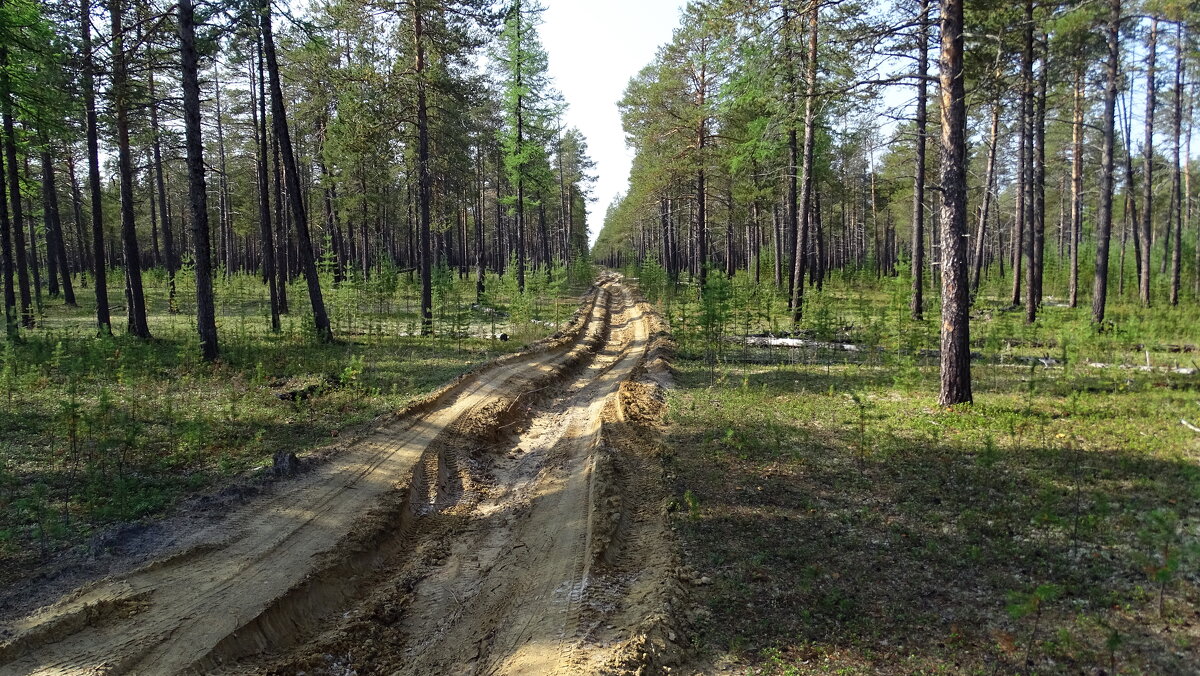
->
<box><xmin>635</xmin><ymin>261</ymin><xmax>1200</xmax><ymax>371</ymax></box>
<box><xmin>649</xmin><ymin>269</ymin><xmax>1200</xmax><ymax>675</ymax></box>
<box><xmin>0</xmin><ymin>262</ymin><xmax>590</xmax><ymax>582</ymax></box>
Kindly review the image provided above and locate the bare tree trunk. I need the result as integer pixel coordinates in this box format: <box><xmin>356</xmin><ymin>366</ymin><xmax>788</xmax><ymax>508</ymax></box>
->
<box><xmin>251</xmin><ymin>38</ymin><xmax>280</xmax><ymax>331</ymax></box>
<box><xmin>0</xmin><ymin>40</ymin><xmax>33</xmax><ymax>329</ymax></box>
<box><xmin>1010</xmin><ymin>115</ymin><xmax>1026</xmax><ymax>306</ymax></box>
<box><xmin>261</xmin><ymin>0</ymin><xmax>332</xmax><ymax>342</ymax></box>
<box><xmin>1069</xmin><ymin>69</ymin><xmax>1084</xmax><ymax>307</ymax></box>
<box><xmin>911</xmin><ymin>0</ymin><xmax>928</xmax><ymax>319</ymax></box>
<box><xmin>179</xmin><ymin>0</ymin><xmax>218</xmax><ymax>359</ymax></box>
<box><xmin>1169</xmin><ymin>22</ymin><xmax>1183</xmax><ymax>305</ymax></box>
<box><xmin>214</xmin><ymin>68</ymin><xmax>233</xmax><ymax>277</ymax></box>
<box><xmin>413</xmin><ymin>5</ymin><xmax>434</xmax><ymax>332</ymax></box>
<box><xmin>789</xmin><ymin>0</ymin><xmax>818</xmax><ymax>322</ymax></box>
<box><xmin>42</xmin><ymin>147</ymin><xmax>76</xmax><ymax>305</ymax></box>
<box><xmin>938</xmin><ymin>0</ymin><xmax>971</xmax><ymax>406</ymax></box>
<box><xmin>25</xmin><ymin>169</ymin><xmax>42</xmax><ymax>314</ymax></box>
<box><xmin>972</xmin><ymin>104</ymin><xmax>1000</xmax><ymax>295</ymax></box>
<box><xmin>0</xmin><ymin>145</ymin><xmax>14</xmax><ymax>339</ymax></box>
<box><xmin>782</xmin><ymin>2</ymin><xmax>799</xmax><ymax>304</ymax></box>
<box><xmin>110</xmin><ymin>0</ymin><xmax>150</xmax><ymax>338</ymax></box>
<box><xmin>1027</xmin><ymin>40</ymin><xmax>1047</xmax><ymax>323</ymax></box>
<box><xmin>813</xmin><ymin>189</ymin><xmax>824</xmax><ymax>289</ymax></box>
<box><xmin>1139</xmin><ymin>15</ymin><xmax>1158</xmax><ymax>306</ymax></box>
<box><xmin>1092</xmin><ymin>0</ymin><xmax>1121</xmax><ymax>325</ymax></box>
<box><xmin>138</xmin><ymin>77</ymin><xmax>172</xmax><ymax>313</ymax></box>
<box><xmin>475</xmin><ymin>151</ymin><xmax>485</xmax><ymax>301</ymax></box>
<box><xmin>65</xmin><ymin>155</ymin><xmax>89</xmax><ymax>277</ymax></box>
<box><xmin>43</xmin><ymin>157</ymin><xmax>62</xmax><ymax>299</ymax></box>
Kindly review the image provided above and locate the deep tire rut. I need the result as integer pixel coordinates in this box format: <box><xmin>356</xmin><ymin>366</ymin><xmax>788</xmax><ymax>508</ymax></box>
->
<box><xmin>0</xmin><ymin>276</ymin><xmax>681</xmax><ymax>676</ymax></box>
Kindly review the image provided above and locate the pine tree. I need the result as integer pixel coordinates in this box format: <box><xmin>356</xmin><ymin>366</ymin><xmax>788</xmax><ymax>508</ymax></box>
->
<box><xmin>496</xmin><ymin>0</ymin><xmax>559</xmax><ymax>294</ymax></box>
<box><xmin>179</xmin><ymin>0</ymin><xmax>218</xmax><ymax>360</ymax></box>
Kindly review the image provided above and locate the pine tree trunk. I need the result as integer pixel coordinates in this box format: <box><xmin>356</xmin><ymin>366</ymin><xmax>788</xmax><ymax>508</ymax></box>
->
<box><xmin>26</xmin><ymin>176</ymin><xmax>42</xmax><ymax>314</ymax></box>
<box><xmin>43</xmin><ymin>156</ymin><xmax>61</xmax><ymax>300</ymax></box>
<box><xmin>147</xmin><ymin>71</ymin><xmax>176</xmax><ymax>309</ymax></box>
<box><xmin>475</xmin><ymin>151</ymin><xmax>485</xmax><ymax>301</ymax></box>
<box><xmin>789</xmin><ymin>0</ymin><xmax>818</xmax><ymax>322</ymax></box>
<box><xmin>782</xmin><ymin>3</ymin><xmax>799</xmax><ymax>306</ymax></box>
<box><xmin>1139</xmin><ymin>16</ymin><xmax>1158</xmax><ymax>306</ymax></box>
<box><xmin>0</xmin><ymin>41</ymin><xmax>33</xmax><ymax>329</ymax></box>
<box><xmin>179</xmin><ymin>0</ymin><xmax>218</xmax><ymax>359</ymax></box>
<box><xmin>252</xmin><ymin>38</ymin><xmax>280</xmax><ymax>331</ymax></box>
<box><xmin>972</xmin><ymin>105</ymin><xmax>999</xmax><ymax>295</ymax></box>
<box><xmin>1168</xmin><ymin>23</ymin><xmax>1183</xmax><ymax>305</ymax></box>
<box><xmin>910</xmin><ymin>0</ymin><xmax>928</xmax><ymax>320</ymax></box>
<box><xmin>1027</xmin><ymin>41</ymin><xmax>1047</xmax><ymax>324</ymax></box>
<box><xmin>813</xmin><ymin>189</ymin><xmax>824</xmax><ymax>290</ymax></box>
<box><xmin>65</xmin><ymin>155</ymin><xmax>89</xmax><ymax>277</ymax></box>
<box><xmin>0</xmin><ymin>145</ymin><xmax>14</xmax><ymax>339</ymax></box>
<box><xmin>1069</xmin><ymin>69</ymin><xmax>1084</xmax><ymax>307</ymax></box>
<box><xmin>42</xmin><ymin>147</ymin><xmax>75</xmax><ymax>305</ymax></box>
<box><xmin>214</xmin><ymin>68</ymin><xmax>233</xmax><ymax>277</ymax></box>
<box><xmin>110</xmin><ymin>0</ymin><xmax>150</xmax><ymax>339</ymax></box>
<box><xmin>414</xmin><ymin>4</ymin><xmax>434</xmax><ymax>332</ymax></box>
<box><xmin>1011</xmin><ymin>0</ymin><xmax>1032</xmax><ymax>310</ymax></box>
<box><xmin>271</xmin><ymin>123</ymin><xmax>289</xmax><ymax>313</ymax></box>
<box><xmin>261</xmin><ymin>0</ymin><xmax>331</xmax><ymax>342</ymax></box>
<box><xmin>937</xmin><ymin>0</ymin><xmax>971</xmax><ymax>406</ymax></box>
<box><xmin>1092</xmin><ymin>0</ymin><xmax>1121</xmax><ymax>325</ymax></box>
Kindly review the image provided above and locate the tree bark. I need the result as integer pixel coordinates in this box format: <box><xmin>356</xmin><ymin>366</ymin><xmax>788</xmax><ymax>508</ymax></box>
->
<box><xmin>972</xmin><ymin>104</ymin><xmax>999</xmax><ymax>294</ymax></box>
<box><xmin>1092</xmin><ymin>0</ymin><xmax>1121</xmax><ymax>325</ymax></box>
<box><xmin>910</xmin><ymin>0</ymin><xmax>928</xmax><ymax>320</ymax></box>
<box><xmin>41</xmin><ymin>146</ymin><xmax>75</xmax><ymax>305</ymax></box>
<box><xmin>0</xmin><ymin>144</ymin><xmax>14</xmax><ymax>338</ymax></box>
<box><xmin>179</xmin><ymin>0</ymin><xmax>218</xmax><ymax>360</ymax></box>
<box><xmin>252</xmin><ymin>37</ymin><xmax>280</xmax><ymax>331</ymax></box>
<box><xmin>1168</xmin><ymin>22</ymin><xmax>1183</xmax><ymax>305</ymax></box>
<box><xmin>413</xmin><ymin>3</ymin><xmax>434</xmax><ymax>332</ymax></box>
<box><xmin>782</xmin><ymin>2</ymin><xmax>799</xmax><ymax>305</ymax></box>
<box><xmin>1069</xmin><ymin>69</ymin><xmax>1083</xmax><ymax>307</ymax></box>
<box><xmin>789</xmin><ymin>0</ymin><xmax>818</xmax><ymax>322</ymax></box>
<box><xmin>938</xmin><ymin>0</ymin><xmax>971</xmax><ymax>406</ymax></box>
<box><xmin>1138</xmin><ymin>15</ymin><xmax>1158</xmax><ymax>306</ymax></box>
<box><xmin>261</xmin><ymin>0</ymin><xmax>332</xmax><ymax>342</ymax></box>
<box><xmin>0</xmin><ymin>39</ymin><xmax>33</xmax><ymax>329</ymax></box>
<box><xmin>110</xmin><ymin>0</ymin><xmax>150</xmax><ymax>338</ymax></box>
<box><xmin>1026</xmin><ymin>39</ymin><xmax>1046</xmax><ymax>323</ymax></box>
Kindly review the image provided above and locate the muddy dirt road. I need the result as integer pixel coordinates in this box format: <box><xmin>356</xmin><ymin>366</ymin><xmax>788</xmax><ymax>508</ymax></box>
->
<box><xmin>0</xmin><ymin>277</ymin><xmax>682</xmax><ymax>675</ymax></box>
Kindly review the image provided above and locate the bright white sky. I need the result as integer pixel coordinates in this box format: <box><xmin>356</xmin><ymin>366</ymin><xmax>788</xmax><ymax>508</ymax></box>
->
<box><xmin>540</xmin><ymin>0</ymin><xmax>686</xmax><ymax>246</ymax></box>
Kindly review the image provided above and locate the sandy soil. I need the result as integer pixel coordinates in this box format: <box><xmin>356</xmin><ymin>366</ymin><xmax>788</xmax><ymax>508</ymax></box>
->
<box><xmin>0</xmin><ymin>276</ymin><xmax>684</xmax><ymax>676</ymax></box>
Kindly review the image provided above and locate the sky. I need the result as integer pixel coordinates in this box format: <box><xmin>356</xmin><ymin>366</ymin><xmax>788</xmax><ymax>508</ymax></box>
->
<box><xmin>539</xmin><ymin>0</ymin><xmax>687</xmax><ymax>247</ymax></box>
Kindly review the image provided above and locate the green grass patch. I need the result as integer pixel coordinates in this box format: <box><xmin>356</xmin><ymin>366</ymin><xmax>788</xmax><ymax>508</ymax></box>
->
<box><xmin>668</xmin><ymin>356</ymin><xmax>1199</xmax><ymax>674</ymax></box>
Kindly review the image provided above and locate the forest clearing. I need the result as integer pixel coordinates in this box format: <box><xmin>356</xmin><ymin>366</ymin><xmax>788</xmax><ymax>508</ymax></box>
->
<box><xmin>1</xmin><ymin>0</ymin><xmax>1200</xmax><ymax>673</ymax></box>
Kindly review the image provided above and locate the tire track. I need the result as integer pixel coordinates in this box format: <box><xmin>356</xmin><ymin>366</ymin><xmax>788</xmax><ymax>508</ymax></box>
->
<box><xmin>0</xmin><ymin>283</ymin><xmax>614</xmax><ymax>676</ymax></box>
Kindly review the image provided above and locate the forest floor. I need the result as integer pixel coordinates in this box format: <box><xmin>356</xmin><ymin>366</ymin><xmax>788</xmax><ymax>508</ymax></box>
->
<box><xmin>655</xmin><ymin>277</ymin><xmax>1200</xmax><ymax>675</ymax></box>
<box><xmin>0</xmin><ymin>275</ymin><xmax>685</xmax><ymax>675</ymax></box>
<box><xmin>0</xmin><ymin>268</ymin><xmax>577</xmax><ymax>595</ymax></box>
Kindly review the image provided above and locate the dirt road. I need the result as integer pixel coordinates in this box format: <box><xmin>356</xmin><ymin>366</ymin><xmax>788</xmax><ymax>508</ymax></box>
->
<box><xmin>0</xmin><ymin>277</ymin><xmax>683</xmax><ymax>675</ymax></box>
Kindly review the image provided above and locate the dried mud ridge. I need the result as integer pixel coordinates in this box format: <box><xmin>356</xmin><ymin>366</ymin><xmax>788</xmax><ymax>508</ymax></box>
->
<box><xmin>0</xmin><ymin>275</ymin><xmax>688</xmax><ymax>676</ymax></box>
